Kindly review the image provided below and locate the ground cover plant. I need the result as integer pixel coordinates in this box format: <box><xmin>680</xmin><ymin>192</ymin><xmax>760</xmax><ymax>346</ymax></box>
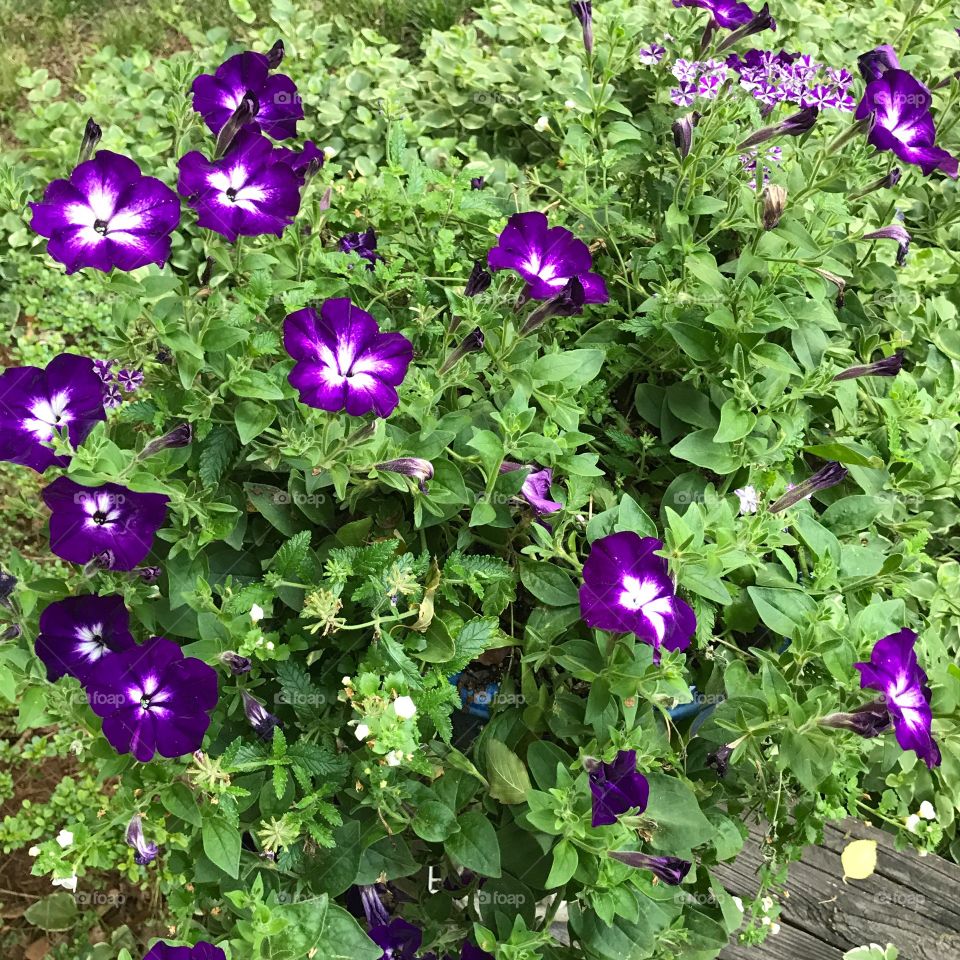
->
<box><xmin>1</xmin><ymin>0</ymin><xmax>960</xmax><ymax>958</ymax></box>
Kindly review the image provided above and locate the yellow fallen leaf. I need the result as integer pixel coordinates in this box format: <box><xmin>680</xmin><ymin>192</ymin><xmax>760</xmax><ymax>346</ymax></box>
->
<box><xmin>841</xmin><ymin>839</ymin><xmax>877</xmax><ymax>881</ymax></box>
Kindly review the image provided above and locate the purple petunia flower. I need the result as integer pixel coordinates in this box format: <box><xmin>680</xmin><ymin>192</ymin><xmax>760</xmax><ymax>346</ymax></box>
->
<box><xmin>103</xmin><ymin>384</ymin><xmax>124</xmax><ymax>409</ymax></box>
<box><xmin>673</xmin><ymin>0</ymin><xmax>755</xmax><ymax>30</ymax></box>
<box><xmin>116</xmin><ymin>368</ymin><xmax>144</xmax><ymax>392</ymax></box>
<box><xmin>191</xmin><ymin>49</ymin><xmax>303</xmax><ymax>141</ymax></box>
<box><xmin>0</xmin><ymin>354</ymin><xmax>106</xmax><ymax>473</ymax></box>
<box><xmin>461</xmin><ymin>944</ymin><xmax>495</xmax><ymax>960</ymax></box>
<box><xmin>369</xmin><ymin>918</ymin><xmax>422</xmax><ymax>960</ymax></box>
<box><xmin>42</xmin><ymin>476</ymin><xmax>169</xmax><ymax>571</ymax></box>
<box><xmin>30</xmin><ymin>151</ymin><xmax>180</xmax><ymax>275</ymax></box>
<box><xmin>587</xmin><ymin>750</ymin><xmax>650</xmax><ymax>827</ymax></box>
<box><xmin>579</xmin><ymin>532</ymin><xmax>696</xmax><ymax>659</ymax></box>
<box><xmin>854</xmin><ymin>628</ymin><xmax>941</xmax><ymax>768</ymax></box>
<box><xmin>609</xmin><ymin>851</ymin><xmax>693</xmax><ymax>885</ymax></box>
<box><xmin>177</xmin><ymin>127</ymin><xmax>302</xmax><ymax>242</ymax></box>
<box><xmin>487</xmin><ymin>211</ymin><xmax>609</xmax><ymax>304</ymax></box>
<box><xmin>85</xmin><ymin>635</ymin><xmax>218</xmax><ymax>762</ymax></box>
<box><xmin>143</xmin><ymin>942</ymin><xmax>226</xmax><ymax>960</ymax></box>
<box><xmin>338</xmin><ymin>228</ymin><xmax>382</xmax><ymax>269</ymax></box>
<box><xmin>34</xmin><ymin>594</ymin><xmax>135</xmax><ymax>683</ymax></box>
<box><xmin>639</xmin><ymin>44</ymin><xmax>666</xmax><ymax>65</ymax></box>
<box><xmin>500</xmin><ymin>462</ymin><xmax>562</xmax><ymax>515</ymax></box>
<box><xmin>855</xmin><ymin>69</ymin><xmax>959</xmax><ymax>178</ymax></box>
<box><xmin>126</xmin><ymin>814</ymin><xmax>159</xmax><ymax>865</ymax></box>
<box><xmin>857</xmin><ymin>45</ymin><xmax>900</xmax><ymax>83</ymax></box>
<box><xmin>93</xmin><ymin>359</ymin><xmax>116</xmax><ymax>382</ymax></box>
<box><xmin>284</xmin><ymin>298</ymin><xmax>413</xmax><ymax>417</ymax></box>
<box><xmin>671</xmin><ymin>82</ymin><xmax>699</xmax><ymax>107</ymax></box>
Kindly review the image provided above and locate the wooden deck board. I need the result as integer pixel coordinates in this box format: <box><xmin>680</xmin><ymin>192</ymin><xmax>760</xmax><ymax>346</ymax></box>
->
<box><xmin>715</xmin><ymin>819</ymin><xmax>960</xmax><ymax>960</ymax></box>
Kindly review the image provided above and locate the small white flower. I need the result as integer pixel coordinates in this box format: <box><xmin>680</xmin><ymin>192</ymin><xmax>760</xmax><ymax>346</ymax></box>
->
<box><xmin>534</xmin><ymin>115</ymin><xmax>550</xmax><ymax>132</ymax></box>
<box><xmin>69</xmin><ymin>740</ymin><xmax>83</xmax><ymax>755</ymax></box>
<box><xmin>323</xmin><ymin>146</ymin><xmax>337</xmax><ymax>159</ymax></box>
<box><xmin>761</xmin><ymin>916</ymin><xmax>771</xmax><ymax>926</ymax></box>
<box><xmin>769</xmin><ymin>923</ymin><xmax>781</xmax><ymax>935</ymax></box>
<box><xmin>905</xmin><ymin>814</ymin><xmax>921</xmax><ymax>832</ymax></box>
<box><xmin>393</xmin><ymin>696</ymin><xmax>417</xmax><ymax>719</ymax></box>
<box><xmin>919</xmin><ymin>800</ymin><xmax>936</xmax><ymax>820</ymax></box>
<box><xmin>28</xmin><ymin>846</ymin><xmax>41</xmax><ymax>857</ymax></box>
<box><xmin>731</xmin><ymin>896</ymin><xmax>744</xmax><ymax>913</ymax></box>
<box><xmin>56</xmin><ymin>830</ymin><xmax>74</xmax><ymax>848</ymax></box>
<box><xmin>385</xmin><ymin>749</ymin><xmax>403</xmax><ymax>767</ymax></box>
<box><xmin>51</xmin><ymin>875</ymin><xmax>77</xmax><ymax>892</ymax></box>
<box><xmin>734</xmin><ymin>485</ymin><xmax>760</xmax><ymax>515</ymax></box>
<box><xmin>265</xmin><ymin>641</ymin><xmax>275</xmax><ymax>651</ymax></box>
<box><xmin>250</xmin><ymin>604</ymin><xmax>264</xmax><ymax>622</ymax></box>
<box><xmin>355</xmin><ymin>723</ymin><xmax>370</xmax><ymax>741</ymax></box>
<box><xmin>342</xmin><ymin>676</ymin><xmax>352</xmax><ymax>686</ymax></box>
<box><xmin>564</xmin><ymin>99</ymin><xmax>576</xmax><ymax>109</ymax></box>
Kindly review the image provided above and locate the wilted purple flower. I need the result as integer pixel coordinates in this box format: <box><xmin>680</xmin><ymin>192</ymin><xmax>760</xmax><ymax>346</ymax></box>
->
<box><xmin>738</xmin><ymin>106</ymin><xmax>819</xmax><ymax>149</ymax></box>
<box><xmin>439</xmin><ymin>328</ymin><xmax>485</xmax><ymax>374</ymax></box>
<box><xmin>241</xmin><ymin>689</ymin><xmax>280</xmax><ymax>739</ymax></box>
<box><xmin>213</xmin><ymin>92</ymin><xmax>260</xmax><ymax>159</ymax></box>
<box><xmin>579</xmin><ymin>532</ymin><xmax>696</xmax><ymax>659</ymax></box>
<box><xmin>136</xmin><ymin>565</ymin><xmax>162</xmax><ymax>584</ymax></box>
<box><xmin>143</xmin><ymin>941</ymin><xmax>226</xmax><ymax>960</ymax></box>
<box><xmin>672</xmin><ymin>112</ymin><xmax>700</xmax><ymax>158</ymax></box>
<box><xmin>42</xmin><ymin>477</ymin><xmax>169</xmax><ymax>571</ymax></box>
<box><xmin>1</xmin><ymin>625</ymin><xmax>21</xmax><ymax>641</ymax></box>
<box><xmin>338</xmin><ymin>228</ymin><xmax>382</xmax><ymax>269</ymax></box>
<box><xmin>220</xmin><ymin>651</ymin><xmax>252</xmax><ymax>675</ymax></box>
<box><xmin>673</xmin><ymin>0</ymin><xmax>756</xmax><ymax>30</ymax></box>
<box><xmin>86</xmin><ymin>635</ymin><xmax>218</xmax><ymax>762</ymax></box>
<box><xmin>470</xmin><ymin>176</ymin><xmax>486</xmax><ymax>190</ymax></box>
<box><xmin>34</xmin><ymin>594</ymin><xmax>135</xmax><ymax>683</ymax></box>
<box><xmin>284</xmin><ymin>298</ymin><xmax>413</xmax><ymax>418</ymax></box>
<box><xmin>126</xmin><ymin>814</ymin><xmax>159</xmax><ymax>865</ymax></box>
<box><xmin>705</xmin><ymin>743</ymin><xmax>734</xmax><ymax>777</ymax></box>
<box><xmin>768</xmin><ymin>462</ymin><xmax>848</xmax><ymax>513</ymax></box>
<box><xmin>30</xmin><ymin>151</ymin><xmax>180</xmax><ymax>275</ymax></box>
<box><xmin>500</xmin><ymin>462</ymin><xmax>562</xmax><ymax>515</ymax></box>
<box><xmin>487</xmin><ymin>211</ymin><xmax>608</xmax><ymax>303</ymax></box>
<box><xmin>854</xmin><ymin>629</ymin><xmax>940</xmax><ymax>767</ymax></box>
<box><xmin>375</xmin><ymin>458</ymin><xmax>434</xmax><ymax>493</ymax></box>
<box><xmin>177</xmin><ymin>127</ymin><xmax>302</xmax><ymax>242</ymax></box>
<box><xmin>0</xmin><ymin>569</ymin><xmax>16</xmax><ymax>608</ymax></box>
<box><xmin>762</xmin><ymin>183</ymin><xmax>787</xmax><ymax>229</ymax></box>
<box><xmin>570</xmin><ymin>1</ymin><xmax>593</xmax><ymax>55</ymax></box>
<box><xmin>832</xmin><ymin>351</ymin><xmax>904</xmax><ymax>382</ymax></box>
<box><xmin>77</xmin><ymin>117</ymin><xmax>102</xmax><ymax>164</ymax></box>
<box><xmin>862</xmin><ymin>223</ymin><xmax>911</xmax><ymax>266</ymax></box>
<box><xmin>609</xmin><ymin>851</ymin><xmax>693</xmax><ymax>885</ymax></box>
<box><xmin>464</xmin><ymin>260</ymin><xmax>492</xmax><ymax>298</ymax></box>
<box><xmin>191</xmin><ymin>48</ymin><xmax>302</xmax><ymax>140</ymax></box>
<box><xmin>586</xmin><ymin>750</ymin><xmax>650</xmax><ymax>827</ymax></box>
<box><xmin>369</xmin><ymin>918</ymin><xmax>422</xmax><ymax>960</ymax></box>
<box><xmin>520</xmin><ymin>276</ymin><xmax>587</xmax><ymax>335</ymax></box>
<box><xmin>138</xmin><ymin>423</ymin><xmax>193</xmax><ymax>459</ymax></box>
<box><xmin>274</xmin><ymin>140</ymin><xmax>324</xmax><ymax>182</ymax></box>
<box><xmin>716</xmin><ymin>3</ymin><xmax>776</xmax><ymax>52</ymax></box>
<box><xmin>820</xmin><ymin>699</ymin><xmax>892</xmax><ymax>738</ymax></box>
<box><xmin>855</xmin><ymin>69</ymin><xmax>958</xmax><ymax>178</ymax></box>
<box><xmin>639</xmin><ymin>44</ymin><xmax>666</xmax><ymax>65</ymax></box>
<box><xmin>0</xmin><ymin>354</ymin><xmax>106</xmax><ymax>473</ymax></box>
<box><xmin>116</xmin><ymin>368</ymin><xmax>144</xmax><ymax>392</ymax></box>
<box><xmin>857</xmin><ymin>45</ymin><xmax>900</xmax><ymax>83</ymax></box>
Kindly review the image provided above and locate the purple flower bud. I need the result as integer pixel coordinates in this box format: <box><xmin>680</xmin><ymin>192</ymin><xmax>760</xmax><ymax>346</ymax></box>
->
<box><xmin>820</xmin><ymin>699</ymin><xmax>892</xmax><ymax>738</ymax></box>
<box><xmin>360</xmin><ymin>884</ymin><xmax>391</xmax><ymax>928</ymax></box>
<box><xmin>0</xmin><ymin>569</ymin><xmax>17</xmax><ymax>608</ymax></box>
<box><xmin>135</xmin><ymin>566</ymin><xmax>162</xmax><ymax>584</ymax></box>
<box><xmin>520</xmin><ymin>276</ymin><xmax>586</xmax><ymax>336</ymax></box>
<box><xmin>319</xmin><ymin>186</ymin><xmax>333</xmax><ymax>210</ymax></box>
<box><xmin>811</xmin><ymin>266</ymin><xmax>846</xmax><ymax>308</ymax></box>
<box><xmin>126</xmin><ymin>814</ymin><xmax>159</xmax><ymax>865</ymax></box>
<box><xmin>850</xmin><ymin>167</ymin><xmax>901</xmax><ymax>198</ymax></box>
<box><xmin>200</xmin><ymin>255</ymin><xmax>216</xmax><ymax>287</ymax></box>
<box><xmin>439</xmin><ymin>327</ymin><xmax>485</xmax><ymax>374</ymax></box>
<box><xmin>705</xmin><ymin>743</ymin><xmax>734</xmax><ymax>778</ymax></box>
<box><xmin>78</xmin><ymin>117</ymin><xmax>102</xmax><ymax>165</ymax></box>
<box><xmin>241</xmin><ymin>690</ymin><xmax>280</xmax><ymax>739</ymax></box>
<box><xmin>220</xmin><ymin>651</ymin><xmax>252</xmax><ymax>675</ymax></box>
<box><xmin>374</xmin><ymin>458</ymin><xmax>434</xmax><ymax>493</ymax></box>
<box><xmin>671</xmin><ymin>111</ymin><xmax>700</xmax><ymax>158</ymax></box>
<box><xmin>464</xmin><ymin>260</ymin><xmax>492</xmax><ymax>298</ymax></box>
<box><xmin>857</xmin><ymin>45</ymin><xmax>900</xmax><ymax>83</ymax></box>
<box><xmin>155</xmin><ymin>347</ymin><xmax>174</xmax><ymax>365</ymax></box>
<box><xmin>266</xmin><ymin>39</ymin><xmax>285</xmax><ymax>70</ymax></box>
<box><xmin>470</xmin><ymin>176</ymin><xmax>486</xmax><ymax>190</ymax></box>
<box><xmin>1</xmin><ymin>624</ymin><xmax>21</xmax><ymax>641</ymax></box>
<box><xmin>716</xmin><ymin>3</ymin><xmax>776</xmax><ymax>53</ymax></box>
<box><xmin>768</xmin><ymin>461</ymin><xmax>848</xmax><ymax>513</ymax></box>
<box><xmin>609</xmin><ymin>851</ymin><xmax>693</xmax><ymax>885</ymax></box>
<box><xmin>138</xmin><ymin>423</ymin><xmax>193</xmax><ymax>460</ymax></box>
<box><xmin>738</xmin><ymin>106</ymin><xmax>818</xmax><ymax>150</ymax></box>
<box><xmin>215</xmin><ymin>91</ymin><xmax>260</xmax><ymax>159</ymax></box>
<box><xmin>832</xmin><ymin>350</ymin><xmax>904</xmax><ymax>382</ymax></box>
<box><xmin>570</xmin><ymin>1</ymin><xmax>594</xmax><ymax>55</ymax></box>
<box><xmin>84</xmin><ymin>550</ymin><xmax>116</xmax><ymax>576</ymax></box>
<box><xmin>862</xmin><ymin>223</ymin><xmax>910</xmax><ymax>266</ymax></box>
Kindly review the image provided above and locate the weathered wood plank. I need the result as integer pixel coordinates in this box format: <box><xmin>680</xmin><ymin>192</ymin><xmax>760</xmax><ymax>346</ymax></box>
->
<box><xmin>715</xmin><ymin>818</ymin><xmax>960</xmax><ymax>960</ymax></box>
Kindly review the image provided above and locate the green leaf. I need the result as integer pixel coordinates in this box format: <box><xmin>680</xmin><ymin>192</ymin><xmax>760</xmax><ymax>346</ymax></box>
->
<box><xmin>803</xmin><ymin>442</ymin><xmax>883</xmax><ymax>468</ymax></box>
<box><xmin>412</xmin><ymin>801</ymin><xmax>460</xmax><ymax>842</ymax></box>
<box><xmin>261</xmin><ymin>896</ymin><xmax>382</xmax><ymax>960</ymax></box>
<box><xmin>24</xmin><ymin>892</ymin><xmax>79</xmax><ymax>931</ymax></box>
<box><xmin>531</xmin><ymin>349</ymin><xmax>605</xmax><ymax>386</ymax></box>
<box><xmin>202</xmin><ymin>812</ymin><xmax>241</xmax><ymax>878</ymax></box>
<box><xmin>670</xmin><ymin>430</ymin><xmax>739</xmax><ymax>474</ymax></box>
<box><xmin>545</xmin><ymin>838</ymin><xmax>578</xmax><ymax>888</ymax></box>
<box><xmin>519</xmin><ymin>561</ymin><xmax>579</xmax><ymax>606</ymax></box>
<box><xmin>160</xmin><ymin>782</ymin><xmax>201</xmax><ymax>826</ymax></box>
<box><xmin>747</xmin><ymin>586</ymin><xmax>817</xmax><ymax>640</ymax></box>
<box><xmin>444</xmin><ymin>810</ymin><xmax>502</xmax><ymax>877</ymax></box>
<box><xmin>644</xmin><ymin>772</ymin><xmax>716</xmax><ymax>850</ymax></box>
<box><xmin>485</xmin><ymin>739</ymin><xmax>532</xmax><ymax>805</ymax></box>
<box><xmin>235</xmin><ymin>400</ymin><xmax>277</xmax><ymax>444</ymax></box>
